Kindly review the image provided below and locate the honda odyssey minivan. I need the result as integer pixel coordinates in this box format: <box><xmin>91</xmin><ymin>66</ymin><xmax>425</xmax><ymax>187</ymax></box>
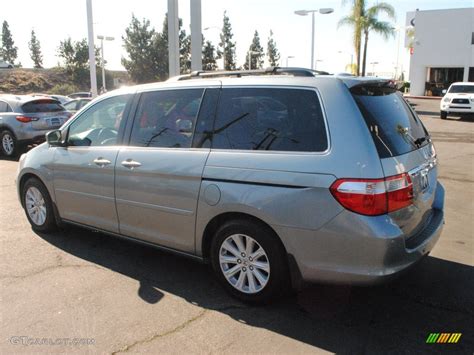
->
<box><xmin>17</xmin><ymin>68</ymin><xmax>444</xmax><ymax>302</ymax></box>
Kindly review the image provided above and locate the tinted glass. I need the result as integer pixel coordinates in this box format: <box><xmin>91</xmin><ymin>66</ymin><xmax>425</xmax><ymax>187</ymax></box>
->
<box><xmin>130</xmin><ymin>89</ymin><xmax>204</xmax><ymax>148</ymax></box>
<box><xmin>448</xmin><ymin>85</ymin><xmax>474</xmax><ymax>94</ymax></box>
<box><xmin>63</xmin><ymin>101</ymin><xmax>78</xmax><ymax>110</ymax></box>
<box><xmin>212</xmin><ymin>88</ymin><xmax>328</xmax><ymax>152</ymax></box>
<box><xmin>352</xmin><ymin>85</ymin><xmax>428</xmax><ymax>158</ymax></box>
<box><xmin>67</xmin><ymin>95</ymin><xmax>129</xmax><ymax>147</ymax></box>
<box><xmin>22</xmin><ymin>100</ymin><xmax>65</xmax><ymax>113</ymax></box>
<box><xmin>0</xmin><ymin>101</ymin><xmax>7</xmax><ymax>112</ymax></box>
<box><xmin>192</xmin><ymin>88</ymin><xmax>220</xmax><ymax>148</ymax></box>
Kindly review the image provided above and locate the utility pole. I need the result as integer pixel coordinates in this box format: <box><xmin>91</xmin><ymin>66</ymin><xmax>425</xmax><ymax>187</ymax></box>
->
<box><xmin>167</xmin><ymin>0</ymin><xmax>180</xmax><ymax>78</ymax></box>
<box><xmin>86</xmin><ymin>0</ymin><xmax>97</xmax><ymax>97</ymax></box>
<box><xmin>190</xmin><ymin>0</ymin><xmax>202</xmax><ymax>71</ymax></box>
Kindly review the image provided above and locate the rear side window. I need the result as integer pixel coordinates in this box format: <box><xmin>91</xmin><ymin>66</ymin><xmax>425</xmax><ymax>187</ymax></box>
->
<box><xmin>351</xmin><ymin>85</ymin><xmax>428</xmax><ymax>158</ymax></box>
<box><xmin>22</xmin><ymin>99</ymin><xmax>65</xmax><ymax>113</ymax></box>
<box><xmin>130</xmin><ymin>89</ymin><xmax>204</xmax><ymax>148</ymax></box>
<box><xmin>0</xmin><ymin>101</ymin><xmax>8</xmax><ymax>112</ymax></box>
<box><xmin>212</xmin><ymin>88</ymin><xmax>328</xmax><ymax>152</ymax></box>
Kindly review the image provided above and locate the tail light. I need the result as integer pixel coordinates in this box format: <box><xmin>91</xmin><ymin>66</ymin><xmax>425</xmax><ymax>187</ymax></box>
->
<box><xmin>16</xmin><ymin>115</ymin><xmax>39</xmax><ymax>123</ymax></box>
<box><xmin>330</xmin><ymin>173</ymin><xmax>413</xmax><ymax>216</ymax></box>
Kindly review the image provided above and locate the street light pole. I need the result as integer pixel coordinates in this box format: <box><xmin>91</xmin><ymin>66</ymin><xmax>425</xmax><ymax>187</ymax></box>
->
<box><xmin>294</xmin><ymin>8</ymin><xmax>334</xmax><ymax>70</ymax></box>
<box><xmin>97</xmin><ymin>35</ymin><xmax>114</xmax><ymax>92</ymax></box>
<box><xmin>286</xmin><ymin>55</ymin><xmax>294</xmax><ymax>67</ymax></box>
<box><xmin>248</xmin><ymin>51</ymin><xmax>260</xmax><ymax>70</ymax></box>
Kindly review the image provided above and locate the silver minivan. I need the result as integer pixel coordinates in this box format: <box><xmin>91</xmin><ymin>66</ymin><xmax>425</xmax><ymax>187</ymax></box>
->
<box><xmin>17</xmin><ymin>69</ymin><xmax>445</xmax><ymax>302</ymax></box>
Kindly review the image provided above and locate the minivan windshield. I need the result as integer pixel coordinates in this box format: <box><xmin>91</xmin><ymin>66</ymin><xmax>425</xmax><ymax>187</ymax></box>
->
<box><xmin>351</xmin><ymin>83</ymin><xmax>429</xmax><ymax>158</ymax></box>
<box><xmin>448</xmin><ymin>85</ymin><xmax>474</xmax><ymax>94</ymax></box>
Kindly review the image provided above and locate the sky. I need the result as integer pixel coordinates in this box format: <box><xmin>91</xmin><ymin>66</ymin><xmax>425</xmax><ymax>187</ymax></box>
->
<box><xmin>1</xmin><ymin>0</ymin><xmax>473</xmax><ymax>78</ymax></box>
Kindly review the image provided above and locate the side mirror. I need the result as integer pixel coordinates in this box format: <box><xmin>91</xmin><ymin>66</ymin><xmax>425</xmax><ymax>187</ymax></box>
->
<box><xmin>176</xmin><ymin>118</ymin><xmax>193</xmax><ymax>133</ymax></box>
<box><xmin>46</xmin><ymin>129</ymin><xmax>65</xmax><ymax>146</ymax></box>
<box><xmin>442</xmin><ymin>89</ymin><xmax>447</xmax><ymax>95</ymax></box>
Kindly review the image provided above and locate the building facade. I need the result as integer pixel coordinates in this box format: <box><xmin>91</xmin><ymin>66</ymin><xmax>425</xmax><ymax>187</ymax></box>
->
<box><xmin>407</xmin><ymin>8</ymin><xmax>474</xmax><ymax>96</ymax></box>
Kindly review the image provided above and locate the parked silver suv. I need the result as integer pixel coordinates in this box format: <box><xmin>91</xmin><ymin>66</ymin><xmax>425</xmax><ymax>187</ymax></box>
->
<box><xmin>17</xmin><ymin>68</ymin><xmax>445</xmax><ymax>302</ymax></box>
<box><xmin>0</xmin><ymin>95</ymin><xmax>71</xmax><ymax>157</ymax></box>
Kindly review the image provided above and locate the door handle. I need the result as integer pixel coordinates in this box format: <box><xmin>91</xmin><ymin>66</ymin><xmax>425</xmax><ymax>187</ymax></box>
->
<box><xmin>121</xmin><ymin>159</ymin><xmax>142</xmax><ymax>169</ymax></box>
<box><xmin>93</xmin><ymin>157</ymin><xmax>111</xmax><ymax>167</ymax></box>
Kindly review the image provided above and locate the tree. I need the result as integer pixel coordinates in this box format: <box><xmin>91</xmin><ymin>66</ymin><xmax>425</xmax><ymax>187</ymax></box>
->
<box><xmin>1</xmin><ymin>21</ymin><xmax>18</xmax><ymax>64</ymax></box>
<box><xmin>58</xmin><ymin>38</ymin><xmax>99</xmax><ymax>86</ymax></box>
<box><xmin>338</xmin><ymin>0</ymin><xmax>365</xmax><ymax>75</ymax></box>
<box><xmin>266</xmin><ymin>30</ymin><xmax>280</xmax><ymax>67</ymax></box>
<box><xmin>28</xmin><ymin>30</ymin><xmax>43</xmax><ymax>69</ymax></box>
<box><xmin>202</xmin><ymin>39</ymin><xmax>217</xmax><ymax>71</ymax></box>
<box><xmin>218</xmin><ymin>11</ymin><xmax>237</xmax><ymax>70</ymax></box>
<box><xmin>179</xmin><ymin>23</ymin><xmax>191</xmax><ymax>74</ymax></box>
<box><xmin>243</xmin><ymin>30</ymin><xmax>264</xmax><ymax>70</ymax></box>
<box><xmin>360</xmin><ymin>3</ymin><xmax>395</xmax><ymax>76</ymax></box>
<box><xmin>339</xmin><ymin>1</ymin><xmax>395</xmax><ymax>76</ymax></box>
<box><xmin>121</xmin><ymin>15</ymin><xmax>159</xmax><ymax>83</ymax></box>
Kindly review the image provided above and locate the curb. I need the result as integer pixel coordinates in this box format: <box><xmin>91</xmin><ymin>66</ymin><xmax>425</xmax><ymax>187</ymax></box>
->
<box><xmin>403</xmin><ymin>95</ymin><xmax>442</xmax><ymax>100</ymax></box>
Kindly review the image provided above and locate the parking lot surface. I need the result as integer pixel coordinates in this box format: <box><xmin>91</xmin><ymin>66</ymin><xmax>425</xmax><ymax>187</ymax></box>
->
<box><xmin>0</xmin><ymin>98</ymin><xmax>472</xmax><ymax>353</ymax></box>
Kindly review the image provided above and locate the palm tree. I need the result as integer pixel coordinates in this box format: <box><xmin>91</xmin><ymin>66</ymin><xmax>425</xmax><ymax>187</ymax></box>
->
<box><xmin>339</xmin><ymin>1</ymin><xmax>395</xmax><ymax>76</ymax></box>
<box><xmin>338</xmin><ymin>0</ymin><xmax>365</xmax><ymax>76</ymax></box>
<box><xmin>360</xmin><ymin>3</ymin><xmax>396</xmax><ymax>76</ymax></box>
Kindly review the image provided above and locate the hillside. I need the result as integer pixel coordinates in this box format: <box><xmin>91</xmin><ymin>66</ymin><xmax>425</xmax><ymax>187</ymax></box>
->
<box><xmin>0</xmin><ymin>68</ymin><xmax>133</xmax><ymax>95</ymax></box>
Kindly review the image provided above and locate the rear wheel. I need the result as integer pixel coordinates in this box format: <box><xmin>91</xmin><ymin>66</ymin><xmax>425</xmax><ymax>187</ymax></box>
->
<box><xmin>1</xmin><ymin>130</ymin><xmax>17</xmax><ymax>157</ymax></box>
<box><xmin>210</xmin><ymin>219</ymin><xmax>290</xmax><ymax>303</ymax></box>
<box><xmin>22</xmin><ymin>178</ymin><xmax>57</xmax><ymax>233</ymax></box>
<box><xmin>440</xmin><ymin>111</ymin><xmax>447</xmax><ymax>120</ymax></box>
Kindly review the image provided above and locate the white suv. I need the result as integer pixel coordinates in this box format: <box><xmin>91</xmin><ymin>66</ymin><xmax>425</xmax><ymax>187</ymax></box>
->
<box><xmin>440</xmin><ymin>82</ymin><xmax>474</xmax><ymax>119</ymax></box>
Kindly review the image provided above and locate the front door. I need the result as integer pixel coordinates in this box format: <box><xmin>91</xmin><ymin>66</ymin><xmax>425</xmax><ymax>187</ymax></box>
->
<box><xmin>115</xmin><ymin>87</ymin><xmax>217</xmax><ymax>253</ymax></box>
<box><xmin>53</xmin><ymin>94</ymin><xmax>131</xmax><ymax>233</ymax></box>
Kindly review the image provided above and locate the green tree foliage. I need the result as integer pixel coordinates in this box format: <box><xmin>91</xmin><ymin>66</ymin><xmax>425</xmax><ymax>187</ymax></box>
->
<box><xmin>218</xmin><ymin>11</ymin><xmax>236</xmax><ymax>70</ymax></box>
<box><xmin>121</xmin><ymin>15</ymin><xmax>158</xmax><ymax>83</ymax></box>
<box><xmin>57</xmin><ymin>38</ymin><xmax>99</xmax><ymax>86</ymax></box>
<box><xmin>28</xmin><ymin>30</ymin><xmax>43</xmax><ymax>69</ymax></box>
<box><xmin>266</xmin><ymin>30</ymin><xmax>280</xmax><ymax>67</ymax></box>
<box><xmin>202</xmin><ymin>39</ymin><xmax>217</xmax><ymax>71</ymax></box>
<box><xmin>243</xmin><ymin>30</ymin><xmax>264</xmax><ymax>70</ymax></box>
<box><xmin>121</xmin><ymin>14</ymin><xmax>191</xmax><ymax>82</ymax></box>
<box><xmin>339</xmin><ymin>0</ymin><xmax>395</xmax><ymax>76</ymax></box>
<box><xmin>1</xmin><ymin>21</ymin><xmax>18</xmax><ymax>64</ymax></box>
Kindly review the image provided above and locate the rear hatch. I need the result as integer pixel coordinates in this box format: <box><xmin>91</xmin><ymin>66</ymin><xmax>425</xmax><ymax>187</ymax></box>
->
<box><xmin>21</xmin><ymin>99</ymin><xmax>71</xmax><ymax>130</ymax></box>
<box><xmin>350</xmin><ymin>81</ymin><xmax>438</xmax><ymax>240</ymax></box>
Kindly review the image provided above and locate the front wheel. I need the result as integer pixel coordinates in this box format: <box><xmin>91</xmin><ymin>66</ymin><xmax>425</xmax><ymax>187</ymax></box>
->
<box><xmin>210</xmin><ymin>219</ymin><xmax>290</xmax><ymax>303</ymax></box>
<box><xmin>22</xmin><ymin>178</ymin><xmax>58</xmax><ymax>233</ymax></box>
<box><xmin>440</xmin><ymin>111</ymin><xmax>447</xmax><ymax>120</ymax></box>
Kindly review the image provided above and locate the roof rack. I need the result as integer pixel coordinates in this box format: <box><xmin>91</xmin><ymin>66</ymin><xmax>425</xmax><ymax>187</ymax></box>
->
<box><xmin>173</xmin><ymin>67</ymin><xmax>330</xmax><ymax>81</ymax></box>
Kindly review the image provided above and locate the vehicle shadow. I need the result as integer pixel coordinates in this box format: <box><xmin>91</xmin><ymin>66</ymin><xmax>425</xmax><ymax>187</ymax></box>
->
<box><xmin>36</xmin><ymin>226</ymin><xmax>473</xmax><ymax>353</ymax></box>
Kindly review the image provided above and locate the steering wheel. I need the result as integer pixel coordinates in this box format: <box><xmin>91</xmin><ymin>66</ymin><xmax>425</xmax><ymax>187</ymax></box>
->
<box><xmin>96</xmin><ymin>127</ymin><xmax>118</xmax><ymax>145</ymax></box>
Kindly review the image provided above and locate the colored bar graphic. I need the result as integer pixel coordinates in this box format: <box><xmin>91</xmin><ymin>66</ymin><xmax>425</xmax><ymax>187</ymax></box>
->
<box><xmin>426</xmin><ymin>333</ymin><xmax>462</xmax><ymax>344</ymax></box>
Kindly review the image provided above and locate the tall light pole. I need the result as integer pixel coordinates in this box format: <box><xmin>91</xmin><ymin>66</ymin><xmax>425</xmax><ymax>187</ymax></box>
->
<box><xmin>86</xmin><ymin>0</ymin><xmax>97</xmax><ymax>97</ymax></box>
<box><xmin>97</xmin><ymin>35</ymin><xmax>114</xmax><ymax>92</ymax></box>
<box><xmin>248</xmin><ymin>50</ymin><xmax>260</xmax><ymax>70</ymax></box>
<box><xmin>338</xmin><ymin>50</ymin><xmax>354</xmax><ymax>73</ymax></box>
<box><xmin>286</xmin><ymin>55</ymin><xmax>295</xmax><ymax>67</ymax></box>
<box><xmin>370</xmin><ymin>61</ymin><xmax>379</xmax><ymax>76</ymax></box>
<box><xmin>294</xmin><ymin>8</ymin><xmax>334</xmax><ymax>69</ymax></box>
<box><xmin>190</xmin><ymin>0</ymin><xmax>202</xmax><ymax>71</ymax></box>
<box><xmin>204</xmin><ymin>26</ymin><xmax>224</xmax><ymax>69</ymax></box>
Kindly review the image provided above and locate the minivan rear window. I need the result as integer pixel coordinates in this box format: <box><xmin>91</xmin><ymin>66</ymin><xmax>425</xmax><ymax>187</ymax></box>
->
<box><xmin>351</xmin><ymin>84</ymin><xmax>428</xmax><ymax>158</ymax></box>
<box><xmin>22</xmin><ymin>99</ymin><xmax>65</xmax><ymax>113</ymax></box>
<box><xmin>212</xmin><ymin>88</ymin><xmax>328</xmax><ymax>152</ymax></box>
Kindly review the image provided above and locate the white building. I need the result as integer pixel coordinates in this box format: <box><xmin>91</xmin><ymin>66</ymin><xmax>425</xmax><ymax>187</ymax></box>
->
<box><xmin>407</xmin><ymin>8</ymin><xmax>474</xmax><ymax>96</ymax></box>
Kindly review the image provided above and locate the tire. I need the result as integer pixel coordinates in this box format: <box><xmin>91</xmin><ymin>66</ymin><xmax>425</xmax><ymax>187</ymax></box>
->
<box><xmin>210</xmin><ymin>219</ymin><xmax>290</xmax><ymax>304</ymax></box>
<box><xmin>1</xmin><ymin>130</ymin><xmax>18</xmax><ymax>157</ymax></box>
<box><xmin>22</xmin><ymin>178</ymin><xmax>58</xmax><ymax>233</ymax></box>
<box><xmin>440</xmin><ymin>111</ymin><xmax>447</xmax><ymax>120</ymax></box>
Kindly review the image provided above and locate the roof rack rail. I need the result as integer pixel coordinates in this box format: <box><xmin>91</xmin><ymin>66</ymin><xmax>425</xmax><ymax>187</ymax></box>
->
<box><xmin>172</xmin><ymin>67</ymin><xmax>330</xmax><ymax>81</ymax></box>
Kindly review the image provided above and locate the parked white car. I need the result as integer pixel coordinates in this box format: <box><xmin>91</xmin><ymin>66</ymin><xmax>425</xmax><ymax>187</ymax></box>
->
<box><xmin>440</xmin><ymin>82</ymin><xmax>474</xmax><ymax>119</ymax></box>
<box><xmin>0</xmin><ymin>60</ymin><xmax>14</xmax><ymax>69</ymax></box>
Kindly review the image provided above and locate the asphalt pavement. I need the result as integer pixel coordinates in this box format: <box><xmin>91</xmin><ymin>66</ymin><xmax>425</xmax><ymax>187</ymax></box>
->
<box><xmin>0</xmin><ymin>98</ymin><xmax>472</xmax><ymax>354</ymax></box>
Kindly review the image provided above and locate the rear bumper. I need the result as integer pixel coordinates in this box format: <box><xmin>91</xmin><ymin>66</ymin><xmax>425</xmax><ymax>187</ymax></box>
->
<box><xmin>275</xmin><ymin>182</ymin><xmax>445</xmax><ymax>285</ymax></box>
<box><xmin>16</xmin><ymin>129</ymin><xmax>51</xmax><ymax>145</ymax></box>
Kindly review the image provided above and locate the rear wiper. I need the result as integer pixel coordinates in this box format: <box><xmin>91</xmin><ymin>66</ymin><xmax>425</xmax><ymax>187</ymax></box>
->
<box><xmin>397</xmin><ymin>125</ymin><xmax>420</xmax><ymax>149</ymax></box>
